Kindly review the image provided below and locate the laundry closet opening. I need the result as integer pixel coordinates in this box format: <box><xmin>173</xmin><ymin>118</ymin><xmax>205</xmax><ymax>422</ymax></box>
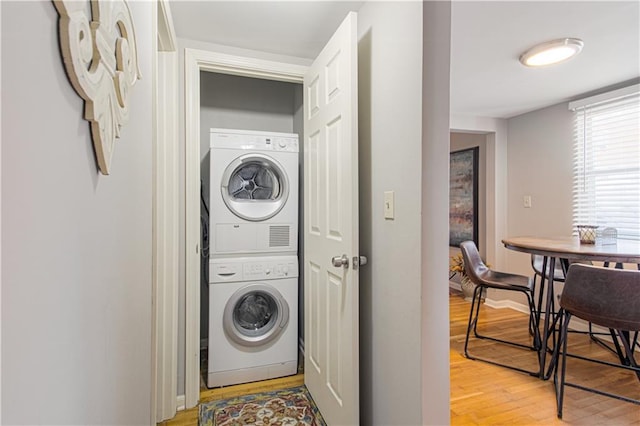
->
<box><xmin>199</xmin><ymin>70</ymin><xmax>305</xmax><ymax>387</ymax></box>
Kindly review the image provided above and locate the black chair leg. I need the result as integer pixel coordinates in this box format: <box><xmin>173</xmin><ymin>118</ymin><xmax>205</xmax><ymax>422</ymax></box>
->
<box><xmin>553</xmin><ymin>312</ymin><xmax>640</xmax><ymax>414</ymax></box>
<box><xmin>554</xmin><ymin>311</ymin><xmax>571</xmax><ymax>419</ymax></box>
<box><xmin>618</xmin><ymin>330</ymin><xmax>640</xmax><ymax>381</ymax></box>
<box><xmin>464</xmin><ymin>285</ymin><xmax>541</xmax><ymax>377</ymax></box>
<box><xmin>464</xmin><ymin>284</ymin><xmax>483</xmax><ymax>358</ymax></box>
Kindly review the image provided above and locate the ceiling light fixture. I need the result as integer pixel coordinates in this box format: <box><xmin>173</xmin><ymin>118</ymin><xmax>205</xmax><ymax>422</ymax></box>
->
<box><xmin>519</xmin><ymin>38</ymin><xmax>584</xmax><ymax>67</ymax></box>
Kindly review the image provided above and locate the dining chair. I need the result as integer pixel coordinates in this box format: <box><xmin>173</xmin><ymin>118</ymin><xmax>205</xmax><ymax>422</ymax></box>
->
<box><xmin>460</xmin><ymin>241</ymin><xmax>541</xmax><ymax>377</ymax></box>
<box><xmin>553</xmin><ymin>264</ymin><xmax>640</xmax><ymax>419</ymax></box>
<box><xmin>531</xmin><ymin>255</ymin><xmax>601</xmax><ymax>352</ymax></box>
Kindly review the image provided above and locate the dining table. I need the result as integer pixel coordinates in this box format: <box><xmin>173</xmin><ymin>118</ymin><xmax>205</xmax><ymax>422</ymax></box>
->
<box><xmin>501</xmin><ymin>236</ymin><xmax>640</xmax><ymax>379</ymax></box>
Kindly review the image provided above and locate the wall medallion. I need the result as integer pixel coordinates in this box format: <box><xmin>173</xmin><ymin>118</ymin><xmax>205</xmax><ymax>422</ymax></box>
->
<box><xmin>54</xmin><ymin>0</ymin><xmax>141</xmax><ymax>175</ymax></box>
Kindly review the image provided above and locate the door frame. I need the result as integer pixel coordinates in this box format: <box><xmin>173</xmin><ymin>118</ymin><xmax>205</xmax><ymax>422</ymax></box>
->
<box><xmin>183</xmin><ymin>48</ymin><xmax>308</xmax><ymax>407</ymax></box>
<box><xmin>153</xmin><ymin>0</ymin><xmax>179</xmax><ymax>422</ymax></box>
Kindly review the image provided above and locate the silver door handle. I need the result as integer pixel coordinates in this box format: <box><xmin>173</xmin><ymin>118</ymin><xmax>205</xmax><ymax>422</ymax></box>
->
<box><xmin>332</xmin><ymin>254</ymin><xmax>350</xmax><ymax>269</ymax></box>
<box><xmin>353</xmin><ymin>255</ymin><xmax>368</xmax><ymax>270</ymax></box>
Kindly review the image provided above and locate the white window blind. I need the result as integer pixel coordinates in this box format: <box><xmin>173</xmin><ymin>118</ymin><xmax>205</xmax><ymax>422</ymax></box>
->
<box><xmin>570</xmin><ymin>85</ymin><xmax>640</xmax><ymax>241</ymax></box>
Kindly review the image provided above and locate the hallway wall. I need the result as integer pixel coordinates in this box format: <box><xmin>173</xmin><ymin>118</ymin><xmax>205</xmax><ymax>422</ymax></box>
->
<box><xmin>1</xmin><ymin>2</ymin><xmax>154</xmax><ymax>423</ymax></box>
<box><xmin>358</xmin><ymin>2</ymin><xmax>426</xmax><ymax>424</ymax></box>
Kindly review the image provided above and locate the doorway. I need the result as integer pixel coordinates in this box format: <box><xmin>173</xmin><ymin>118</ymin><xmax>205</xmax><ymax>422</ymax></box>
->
<box><xmin>184</xmin><ymin>49</ymin><xmax>308</xmax><ymax>407</ymax></box>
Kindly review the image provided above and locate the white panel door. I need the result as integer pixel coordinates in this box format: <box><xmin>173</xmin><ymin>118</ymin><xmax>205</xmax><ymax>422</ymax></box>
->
<box><xmin>304</xmin><ymin>11</ymin><xmax>359</xmax><ymax>426</ymax></box>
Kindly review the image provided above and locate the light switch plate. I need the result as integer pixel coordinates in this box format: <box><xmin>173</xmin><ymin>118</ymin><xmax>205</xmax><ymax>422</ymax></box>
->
<box><xmin>384</xmin><ymin>191</ymin><xmax>395</xmax><ymax>219</ymax></box>
<box><xmin>524</xmin><ymin>195</ymin><xmax>532</xmax><ymax>208</ymax></box>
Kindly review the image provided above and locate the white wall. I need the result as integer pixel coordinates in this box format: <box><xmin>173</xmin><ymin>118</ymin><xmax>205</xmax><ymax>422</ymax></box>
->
<box><xmin>1</xmin><ymin>1</ymin><xmax>153</xmax><ymax>424</ymax></box>
<box><xmin>422</xmin><ymin>1</ymin><xmax>451</xmax><ymax>424</ymax></box>
<box><xmin>505</xmin><ymin>103</ymin><xmax>574</xmax><ymax>276</ymax></box>
<box><xmin>357</xmin><ymin>2</ymin><xmax>426</xmax><ymax>424</ymax></box>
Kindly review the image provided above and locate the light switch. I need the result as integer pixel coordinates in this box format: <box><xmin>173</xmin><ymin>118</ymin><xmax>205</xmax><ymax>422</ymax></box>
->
<box><xmin>524</xmin><ymin>195</ymin><xmax>532</xmax><ymax>208</ymax></box>
<box><xmin>384</xmin><ymin>191</ymin><xmax>395</xmax><ymax>219</ymax></box>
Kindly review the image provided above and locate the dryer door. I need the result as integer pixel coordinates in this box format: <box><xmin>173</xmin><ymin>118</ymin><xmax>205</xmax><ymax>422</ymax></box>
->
<box><xmin>223</xmin><ymin>283</ymin><xmax>290</xmax><ymax>346</ymax></box>
<box><xmin>221</xmin><ymin>153</ymin><xmax>289</xmax><ymax>221</ymax></box>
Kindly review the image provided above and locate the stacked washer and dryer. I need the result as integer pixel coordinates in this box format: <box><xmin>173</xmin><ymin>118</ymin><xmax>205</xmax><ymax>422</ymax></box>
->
<box><xmin>207</xmin><ymin>128</ymin><xmax>299</xmax><ymax>388</ymax></box>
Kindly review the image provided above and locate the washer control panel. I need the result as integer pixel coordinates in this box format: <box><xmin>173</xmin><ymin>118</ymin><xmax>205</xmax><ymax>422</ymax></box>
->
<box><xmin>210</xmin><ymin>255</ymin><xmax>299</xmax><ymax>283</ymax></box>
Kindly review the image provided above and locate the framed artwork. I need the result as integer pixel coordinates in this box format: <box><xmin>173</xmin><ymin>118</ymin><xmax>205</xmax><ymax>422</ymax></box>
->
<box><xmin>449</xmin><ymin>147</ymin><xmax>479</xmax><ymax>247</ymax></box>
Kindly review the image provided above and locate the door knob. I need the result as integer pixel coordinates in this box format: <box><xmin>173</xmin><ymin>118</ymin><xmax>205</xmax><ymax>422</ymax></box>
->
<box><xmin>332</xmin><ymin>254</ymin><xmax>349</xmax><ymax>269</ymax></box>
<box><xmin>353</xmin><ymin>255</ymin><xmax>368</xmax><ymax>270</ymax></box>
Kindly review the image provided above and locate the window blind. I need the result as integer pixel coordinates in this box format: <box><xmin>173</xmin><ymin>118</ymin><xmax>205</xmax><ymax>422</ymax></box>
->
<box><xmin>570</xmin><ymin>85</ymin><xmax>640</xmax><ymax>240</ymax></box>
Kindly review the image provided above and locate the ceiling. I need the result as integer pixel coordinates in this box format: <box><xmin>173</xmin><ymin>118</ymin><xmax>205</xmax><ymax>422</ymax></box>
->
<box><xmin>169</xmin><ymin>1</ymin><xmax>640</xmax><ymax>119</ymax></box>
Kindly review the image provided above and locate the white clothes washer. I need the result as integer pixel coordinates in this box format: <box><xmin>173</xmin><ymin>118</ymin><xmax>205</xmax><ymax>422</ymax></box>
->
<box><xmin>209</xmin><ymin>128</ymin><xmax>299</xmax><ymax>257</ymax></box>
<box><xmin>207</xmin><ymin>255</ymin><xmax>298</xmax><ymax>388</ymax></box>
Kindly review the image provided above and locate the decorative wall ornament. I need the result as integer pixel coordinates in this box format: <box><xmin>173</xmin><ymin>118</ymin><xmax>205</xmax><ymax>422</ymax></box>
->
<box><xmin>54</xmin><ymin>0</ymin><xmax>141</xmax><ymax>175</ymax></box>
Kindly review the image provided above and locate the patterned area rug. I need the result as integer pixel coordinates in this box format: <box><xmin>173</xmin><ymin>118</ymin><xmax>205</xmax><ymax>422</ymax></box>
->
<box><xmin>199</xmin><ymin>385</ymin><xmax>326</xmax><ymax>426</ymax></box>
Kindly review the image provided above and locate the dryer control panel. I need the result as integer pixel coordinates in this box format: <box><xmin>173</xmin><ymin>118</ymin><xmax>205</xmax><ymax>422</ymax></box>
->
<box><xmin>210</xmin><ymin>128</ymin><xmax>299</xmax><ymax>153</ymax></box>
<box><xmin>210</xmin><ymin>255</ymin><xmax>299</xmax><ymax>283</ymax></box>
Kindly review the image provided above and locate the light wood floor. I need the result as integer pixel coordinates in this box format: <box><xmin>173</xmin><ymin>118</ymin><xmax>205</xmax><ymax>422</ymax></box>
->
<box><xmin>160</xmin><ymin>291</ymin><xmax>639</xmax><ymax>425</ymax></box>
<box><xmin>450</xmin><ymin>289</ymin><xmax>639</xmax><ymax>425</ymax></box>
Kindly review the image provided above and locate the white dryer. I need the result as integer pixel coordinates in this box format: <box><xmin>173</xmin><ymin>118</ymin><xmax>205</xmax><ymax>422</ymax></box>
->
<box><xmin>208</xmin><ymin>255</ymin><xmax>298</xmax><ymax>388</ymax></box>
<box><xmin>210</xmin><ymin>128</ymin><xmax>299</xmax><ymax>257</ymax></box>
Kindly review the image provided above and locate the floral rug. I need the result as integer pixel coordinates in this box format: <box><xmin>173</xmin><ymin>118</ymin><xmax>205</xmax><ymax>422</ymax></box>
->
<box><xmin>199</xmin><ymin>385</ymin><xmax>326</xmax><ymax>426</ymax></box>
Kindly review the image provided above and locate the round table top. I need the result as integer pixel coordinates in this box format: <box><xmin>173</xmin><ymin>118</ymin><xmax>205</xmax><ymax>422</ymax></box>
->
<box><xmin>502</xmin><ymin>236</ymin><xmax>640</xmax><ymax>263</ymax></box>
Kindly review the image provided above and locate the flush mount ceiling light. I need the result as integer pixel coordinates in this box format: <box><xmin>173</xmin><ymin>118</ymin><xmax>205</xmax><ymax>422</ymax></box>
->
<box><xmin>519</xmin><ymin>38</ymin><xmax>584</xmax><ymax>67</ymax></box>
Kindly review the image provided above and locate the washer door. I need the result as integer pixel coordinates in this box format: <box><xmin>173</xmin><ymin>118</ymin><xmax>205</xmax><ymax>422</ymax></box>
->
<box><xmin>223</xmin><ymin>283</ymin><xmax>290</xmax><ymax>347</ymax></box>
<box><xmin>221</xmin><ymin>153</ymin><xmax>289</xmax><ymax>221</ymax></box>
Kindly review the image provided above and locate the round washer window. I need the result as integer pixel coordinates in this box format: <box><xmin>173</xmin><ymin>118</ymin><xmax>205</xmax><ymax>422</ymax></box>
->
<box><xmin>223</xmin><ymin>283</ymin><xmax>289</xmax><ymax>347</ymax></box>
<box><xmin>234</xmin><ymin>291</ymin><xmax>278</xmax><ymax>336</ymax></box>
<box><xmin>221</xmin><ymin>154</ymin><xmax>289</xmax><ymax>222</ymax></box>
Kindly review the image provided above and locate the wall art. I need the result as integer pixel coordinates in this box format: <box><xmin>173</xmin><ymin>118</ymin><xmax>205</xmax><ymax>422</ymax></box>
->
<box><xmin>449</xmin><ymin>147</ymin><xmax>479</xmax><ymax>247</ymax></box>
<box><xmin>54</xmin><ymin>0</ymin><xmax>141</xmax><ymax>175</ymax></box>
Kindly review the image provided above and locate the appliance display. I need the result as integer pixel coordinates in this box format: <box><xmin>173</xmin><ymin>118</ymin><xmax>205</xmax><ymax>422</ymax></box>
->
<box><xmin>209</xmin><ymin>128</ymin><xmax>299</xmax><ymax>257</ymax></box>
<box><xmin>207</xmin><ymin>255</ymin><xmax>298</xmax><ymax>388</ymax></box>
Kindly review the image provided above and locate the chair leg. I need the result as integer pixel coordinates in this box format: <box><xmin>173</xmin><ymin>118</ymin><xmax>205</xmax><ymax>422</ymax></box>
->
<box><xmin>464</xmin><ymin>285</ymin><xmax>540</xmax><ymax>377</ymax></box>
<box><xmin>554</xmin><ymin>314</ymin><xmax>640</xmax><ymax>412</ymax></box>
<box><xmin>525</xmin><ymin>292</ymin><xmax>541</xmax><ymax>351</ymax></box>
<box><xmin>463</xmin><ymin>285</ymin><xmax>481</xmax><ymax>358</ymax></box>
<box><xmin>554</xmin><ymin>311</ymin><xmax>572</xmax><ymax>419</ymax></box>
<box><xmin>531</xmin><ymin>273</ymin><xmax>543</xmax><ymax>336</ymax></box>
<box><xmin>618</xmin><ymin>330</ymin><xmax>640</xmax><ymax>381</ymax></box>
<box><xmin>471</xmin><ymin>286</ymin><xmax>483</xmax><ymax>338</ymax></box>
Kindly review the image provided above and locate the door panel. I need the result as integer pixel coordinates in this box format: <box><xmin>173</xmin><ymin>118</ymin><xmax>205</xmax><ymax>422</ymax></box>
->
<box><xmin>304</xmin><ymin>11</ymin><xmax>359</xmax><ymax>426</ymax></box>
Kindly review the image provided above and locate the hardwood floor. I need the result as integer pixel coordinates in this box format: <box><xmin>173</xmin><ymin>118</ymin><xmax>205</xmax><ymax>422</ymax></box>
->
<box><xmin>450</xmin><ymin>289</ymin><xmax>640</xmax><ymax>425</ymax></box>
<box><xmin>160</xmin><ymin>291</ymin><xmax>638</xmax><ymax>425</ymax></box>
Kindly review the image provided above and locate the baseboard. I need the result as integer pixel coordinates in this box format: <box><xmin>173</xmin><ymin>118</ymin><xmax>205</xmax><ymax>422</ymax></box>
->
<box><xmin>483</xmin><ymin>297</ymin><xmax>530</xmax><ymax>315</ymax></box>
<box><xmin>449</xmin><ymin>281</ymin><xmax>525</xmax><ymax>313</ymax></box>
<box><xmin>176</xmin><ymin>394</ymin><xmax>186</xmax><ymax>411</ymax></box>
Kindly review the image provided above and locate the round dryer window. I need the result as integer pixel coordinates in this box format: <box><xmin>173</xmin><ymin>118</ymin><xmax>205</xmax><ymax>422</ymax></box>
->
<box><xmin>223</xmin><ymin>283</ymin><xmax>289</xmax><ymax>347</ymax></box>
<box><xmin>221</xmin><ymin>153</ymin><xmax>289</xmax><ymax>221</ymax></box>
